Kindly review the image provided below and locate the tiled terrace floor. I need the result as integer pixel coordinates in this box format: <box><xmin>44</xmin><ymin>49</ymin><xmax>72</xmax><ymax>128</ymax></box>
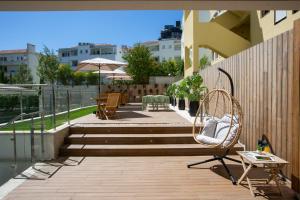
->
<box><xmin>2</xmin><ymin>156</ymin><xmax>295</xmax><ymax>200</ymax></box>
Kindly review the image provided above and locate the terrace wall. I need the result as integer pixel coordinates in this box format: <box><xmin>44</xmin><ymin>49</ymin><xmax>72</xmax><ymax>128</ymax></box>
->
<box><xmin>200</xmin><ymin>21</ymin><xmax>300</xmax><ymax>193</ymax></box>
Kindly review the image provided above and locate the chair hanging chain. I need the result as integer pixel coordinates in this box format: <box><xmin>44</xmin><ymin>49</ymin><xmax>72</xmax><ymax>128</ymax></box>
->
<box><xmin>214</xmin><ymin>71</ymin><xmax>225</xmax><ymax>90</ymax></box>
<box><xmin>214</xmin><ymin>72</ymin><xmax>221</xmax><ymax>89</ymax></box>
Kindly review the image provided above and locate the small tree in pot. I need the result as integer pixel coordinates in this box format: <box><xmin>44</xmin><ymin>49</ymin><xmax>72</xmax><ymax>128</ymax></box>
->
<box><xmin>166</xmin><ymin>84</ymin><xmax>177</xmax><ymax>106</ymax></box>
<box><xmin>175</xmin><ymin>80</ymin><xmax>188</xmax><ymax>110</ymax></box>
<box><xmin>185</xmin><ymin>74</ymin><xmax>207</xmax><ymax>116</ymax></box>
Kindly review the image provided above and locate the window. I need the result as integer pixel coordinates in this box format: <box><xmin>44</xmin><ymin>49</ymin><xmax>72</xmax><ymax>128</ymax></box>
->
<box><xmin>85</xmin><ymin>50</ymin><xmax>88</xmax><ymax>54</ymax></box>
<box><xmin>261</xmin><ymin>10</ymin><xmax>270</xmax><ymax>18</ymax></box>
<box><xmin>274</xmin><ymin>10</ymin><xmax>287</xmax><ymax>25</ymax></box>
<box><xmin>174</xmin><ymin>44</ymin><xmax>181</xmax><ymax>51</ymax></box>
<box><xmin>169</xmin><ymin>45</ymin><xmax>172</xmax><ymax>49</ymax></box>
<box><xmin>80</xmin><ymin>50</ymin><xmax>83</xmax><ymax>54</ymax></box>
<box><xmin>71</xmin><ymin>60</ymin><xmax>78</xmax><ymax>67</ymax></box>
<box><xmin>0</xmin><ymin>57</ymin><xmax>7</xmax><ymax>61</ymax></box>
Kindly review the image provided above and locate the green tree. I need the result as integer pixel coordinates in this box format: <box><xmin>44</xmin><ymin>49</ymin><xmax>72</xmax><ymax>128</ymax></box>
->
<box><xmin>0</xmin><ymin>70</ymin><xmax>8</xmax><ymax>83</ymax></box>
<box><xmin>57</xmin><ymin>64</ymin><xmax>72</xmax><ymax>85</ymax></box>
<box><xmin>174</xmin><ymin>58</ymin><xmax>184</xmax><ymax>77</ymax></box>
<box><xmin>199</xmin><ymin>55</ymin><xmax>211</xmax><ymax>70</ymax></box>
<box><xmin>150</xmin><ymin>59</ymin><xmax>184</xmax><ymax>77</ymax></box>
<box><xmin>86</xmin><ymin>71</ymin><xmax>98</xmax><ymax>86</ymax></box>
<box><xmin>73</xmin><ymin>71</ymin><xmax>86</xmax><ymax>85</ymax></box>
<box><xmin>37</xmin><ymin>46</ymin><xmax>59</xmax><ymax>84</ymax></box>
<box><xmin>123</xmin><ymin>44</ymin><xmax>156</xmax><ymax>84</ymax></box>
<box><xmin>13</xmin><ymin>64</ymin><xmax>33</xmax><ymax>84</ymax></box>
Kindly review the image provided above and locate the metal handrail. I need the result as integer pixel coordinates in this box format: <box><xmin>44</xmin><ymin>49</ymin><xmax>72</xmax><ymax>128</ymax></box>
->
<box><xmin>0</xmin><ymin>111</ymin><xmax>45</xmax><ymax>176</ymax></box>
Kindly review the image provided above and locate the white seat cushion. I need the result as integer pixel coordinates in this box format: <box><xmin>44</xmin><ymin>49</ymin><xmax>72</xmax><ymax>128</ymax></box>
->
<box><xmin>196</xmin><ymin>134</ymin><xmax>223</xmax><ymax>145</ymax></box>
<box><xmin>196</xmin><ymin>114</ymin><xmax>239</xmax><ymax>147</ymax></box>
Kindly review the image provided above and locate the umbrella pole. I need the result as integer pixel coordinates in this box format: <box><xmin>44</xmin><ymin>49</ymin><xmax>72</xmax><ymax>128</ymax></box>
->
<box><xmin>98</xmin><ymin>65</ymin><xmax>101</xmax><ymax>97</ymax></box>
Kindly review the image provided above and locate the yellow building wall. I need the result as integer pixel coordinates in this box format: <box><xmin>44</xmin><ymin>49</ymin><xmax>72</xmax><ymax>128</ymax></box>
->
<box><xmin>251</xmin><ymin>10</ymin><xmax>300</xmax><ymax>45</ymax></box>
<box><xmin>183</xmin><ymin>10</ymin><xmax>251</xmax><ymax>77</ymax></box>
<box><xmin>183</xmin><ymin>10</ymin><xmax>300</xmax><ymax>78</ymax></box>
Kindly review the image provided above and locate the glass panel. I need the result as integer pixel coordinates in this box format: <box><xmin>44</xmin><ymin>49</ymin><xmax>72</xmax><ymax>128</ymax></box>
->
<box><xmin>274</xmin><ymin>10</ymin><xmax>287</xmax><ymax>24</ymax></box>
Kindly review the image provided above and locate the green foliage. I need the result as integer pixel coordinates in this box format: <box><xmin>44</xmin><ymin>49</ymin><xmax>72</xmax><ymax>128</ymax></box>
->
<box><xmin>174</xmin><ymin>58</ymin><xmax>184</xmax><ymax>76</ymax></box>
<box><xmin>185</xmin><ymin>74</ymin><xmax>207</xmax><ymax>101</ymax></box>
<box><xmin>123</xmin><ymin>44</ymin><xmax>156</xmax><ymax>84</ymax></box>
<box><xmin>150</xmin><ymin>59</ymin><xmax>184</xmax><ymax>77</ymax></box>
<box><xmin>0</xmin><ymin>95</ymin><xmax>38</xmax><ymax>111</ymax></box>
<box><xmin>0</xmin><ymin>70</ymin><xmax>9</xmax><ymax>83</ymax></box>
<box><xmin>199</xmin><ymin>55</ymin><xmax>211</xmax><ymax>70</ymax></box>
<box><xmin>73</xmin><ymin>71</ymin><xmax>86</xmax><ymax>85</ymax></box>
<box><xmin>37</xmin><ymin>46</ymin><xmax>59</xmax><ymax>84</ymax></box>
<box><xmin>166</xmin><ymin>84</ymin><xmax>177</xmax><ymax>96</ymax></box>
<box><xmin>175</xmin><ymin>80</ymin><xmax>189</xmax><ymax>99</ymax></box>
<box><xmin>86</xmin><ymin>72</ymin><xmax>98</xmax><ymax>85</ymax></box>
<box><xmin>57</xmin><ymin>64</ymin><xmax>73</xmax><ymax>85</ymax></box>
<box><xmin>12</xmin><ymin>64</ymin><xmax>33</xmax><ymax>84</ymax></box>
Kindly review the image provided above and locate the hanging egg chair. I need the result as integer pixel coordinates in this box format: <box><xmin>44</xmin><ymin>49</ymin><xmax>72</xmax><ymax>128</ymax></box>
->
<box><xmin>187</xmin><ymin>68</ymin><xmax>243</xmax><ymax>185</ymax></box>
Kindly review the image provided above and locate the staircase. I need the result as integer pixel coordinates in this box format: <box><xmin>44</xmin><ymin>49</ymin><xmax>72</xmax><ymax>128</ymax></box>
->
<box><xmin>60</xmin><ymin>126</ymin><xmax>243</xmax><ymax>156</ymax></box>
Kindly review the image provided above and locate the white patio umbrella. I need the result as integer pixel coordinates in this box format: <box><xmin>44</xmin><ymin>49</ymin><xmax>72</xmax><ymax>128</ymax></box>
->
<box><xmin>93</xmin><ymin>68</ymin><xmax>127</xmax><ymax>83</ymax></box>
<box><xmin>76</xmin><ymin>58</ymin><xmax>127</xmax><ymax>95</ymax></box>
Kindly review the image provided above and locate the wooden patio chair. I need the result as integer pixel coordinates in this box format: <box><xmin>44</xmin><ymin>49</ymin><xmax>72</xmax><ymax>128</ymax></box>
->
<box><xmin>187</xmin><ymin>89</ymin><xmax>243</xmax><ymax>185</ymax></box>
<box><xmin>121</xmin><ymin>93</ymin><xmax>128</xmax><ymax>105</ymax></box>
<box><xmin>98</xmin><ymin>93</ymin><xmax>121</xmax><ymax>119</ymax></box>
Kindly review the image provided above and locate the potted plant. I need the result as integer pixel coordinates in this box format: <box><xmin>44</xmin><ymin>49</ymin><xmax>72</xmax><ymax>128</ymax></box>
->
<box><xmin>175</xmin><ymin>80</ymin><xmax>188</xmax><ymax>110</ymax></box>
<box><xmin>185</xmin><ymin>74</ymin><xmax>207</xmax><ymax>116</ymax></box>
<box><xmin>166</xmin><ymin>84</ymin><xmax>177</xmax><ymax>106</ymax></box>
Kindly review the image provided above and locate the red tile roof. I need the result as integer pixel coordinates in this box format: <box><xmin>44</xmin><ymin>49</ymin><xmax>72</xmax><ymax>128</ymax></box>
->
<box><xmin>0</xmin><ymin>49</ymin><xmax>27</xmax><ymax>54</ymax></box>
<box><xmin>94</xmin><ymin>43</ymin><xmax>114</xmax><ymax>46</ymax></box>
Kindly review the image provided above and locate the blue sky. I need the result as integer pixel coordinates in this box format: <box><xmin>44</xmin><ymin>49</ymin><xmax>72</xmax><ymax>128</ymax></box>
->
<box><xmin>0</xmin><ymin>10</ymin><xmax>182</xmax><ymax>52</ymax></box>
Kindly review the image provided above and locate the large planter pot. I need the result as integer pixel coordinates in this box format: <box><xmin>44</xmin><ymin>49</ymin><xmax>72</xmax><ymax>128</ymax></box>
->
<box><xmin>169</xmin><ymin>96</ymin><xmax>173</xmax><ymax>105</ymax></box>
<box><xmin>173</xmin><ymin>98</ymin><xmax>177</xmax><ymax>107</ymax></box>
<box><xmin>178</xmin><ymin>99</ymin><xmax>185</xmax><ymax>110</ymax></box>
<box><xmin>189</xmin><ymin>101</ymin><xmax>199</xmax><ymax>116</ymax></box>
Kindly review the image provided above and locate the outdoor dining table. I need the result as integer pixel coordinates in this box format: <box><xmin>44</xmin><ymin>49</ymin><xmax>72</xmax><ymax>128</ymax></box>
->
<box><xmin>142</xmin><ymin>95</ymin><xmax>170</xmax><ymax>111</ymax></box>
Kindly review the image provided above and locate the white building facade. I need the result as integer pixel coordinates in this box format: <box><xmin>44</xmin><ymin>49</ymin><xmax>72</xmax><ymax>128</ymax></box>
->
<box><xmin>0</xmin><ymin>43</ymin><xmax>39</xmax><ymax>83</ymax></box>
<box><xmin>58</xmin><ymin>42</ymin><xmax>128</xmax><ymax>69</ymax></box>
<box><xmin>142</xmin><ymin>39</ymin><xmax>181</xmax><ymax>62</ymax></box>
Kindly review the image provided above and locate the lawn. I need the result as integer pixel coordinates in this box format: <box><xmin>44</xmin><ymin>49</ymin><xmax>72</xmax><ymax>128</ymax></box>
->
<box><xmin>0</xmin><ymin>106</ymin><xmax>97</xmax><ymax>131</ymax></box>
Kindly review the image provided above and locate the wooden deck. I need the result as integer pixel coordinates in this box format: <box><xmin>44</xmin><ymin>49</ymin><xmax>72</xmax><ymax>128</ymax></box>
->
<box><xmin>2</xmin><ymin>156</ymin><xmax>295</xmax><ymax>200</ymax></box>
<box><xmin>2</xmin><ymin>104</ymin><xmax>296</xmax><ymax>199</ymax></box>
<box><xmin>71</xmin><ymin>103</ymin><xmax>192</xmax><ymax>127</ymax></box>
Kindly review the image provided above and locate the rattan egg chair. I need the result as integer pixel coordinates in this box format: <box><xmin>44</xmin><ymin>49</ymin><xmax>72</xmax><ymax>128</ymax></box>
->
<box><xmin>187</xmin><ymin>88</ymin><xmax>243</xmax><ymax>185</ymax></box>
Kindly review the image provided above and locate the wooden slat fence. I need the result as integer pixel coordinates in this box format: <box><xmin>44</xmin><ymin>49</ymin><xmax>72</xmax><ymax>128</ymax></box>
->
<box><xmin>200</xmin><ymin>25</ymin><xmax>300</xmax><ymax>193</ymax></box>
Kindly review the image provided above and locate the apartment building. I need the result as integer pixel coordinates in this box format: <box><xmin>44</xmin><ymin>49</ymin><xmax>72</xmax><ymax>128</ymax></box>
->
<box><xmin>58</xmin><ymin>43</ymin><xmax>128</xmax><ymax>69</ymax></box>
<box><xmin>0</xmin><ymin>43</ymin><xmax>39</xmax><ymax>83</ymax></box>
<box><xmin>141</xmin><ymin>21</ymin><xmax>182</xmax><ymax>62</ymax></box>
<box><xmin>182</xmin><ymin>10</ymin><xmax>300</xmax><ymax>77</ymax></box>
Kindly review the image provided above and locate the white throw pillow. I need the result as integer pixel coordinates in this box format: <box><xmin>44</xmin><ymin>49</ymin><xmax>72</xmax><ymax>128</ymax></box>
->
<box><xmin>223</xmin><ymin>124</ymin><xmax>239</xmax><ymax>147</ymax></box>
<box><xmin>201</xmin><ymin>119</ymin><xmax>218</xmax><ymax>138</ymax></box>
<box><xmin>215</xmin><ymin>122</ymin><xmax>231</xmax><ymax>140</ymax></box>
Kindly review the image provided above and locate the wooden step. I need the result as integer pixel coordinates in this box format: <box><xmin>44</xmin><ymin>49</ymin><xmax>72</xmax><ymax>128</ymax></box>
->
<box><xmin>65</xmin><ymin>133</ymin><xmax>197</xmax><ymax>145</ymax></box>
<box><xmin>60</xmin><ymin>144</ymin><xmax>244</xmax><ymax>157</ymax></box>
<box><xmin>70</xmin><ymin>126</ymin><xmax>194</xmax><ymax>135</ymax></box>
